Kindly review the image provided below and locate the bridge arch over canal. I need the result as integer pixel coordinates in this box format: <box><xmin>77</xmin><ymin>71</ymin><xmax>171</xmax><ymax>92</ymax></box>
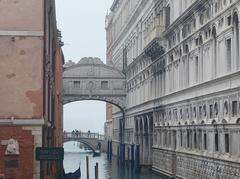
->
<box><xmin>63</xmin><ymin>57</ymin><xmax>126</xmax><ymax>110</ymax></box>
<box><xmin>64</xmin><ymin>132</ymin><xmax>106</xmax><ymax>153</ymax></box>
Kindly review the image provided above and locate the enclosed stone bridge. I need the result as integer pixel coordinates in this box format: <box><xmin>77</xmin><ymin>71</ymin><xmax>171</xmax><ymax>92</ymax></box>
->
<box><xmin>64</xmin><ymin>132</ymin><xmax>106</xmax><ymax>153</ymax></box>
<box><xmin>63</xmin><ymin>57</ymin><xmax>126</xmax><ymax>110</ymax></box>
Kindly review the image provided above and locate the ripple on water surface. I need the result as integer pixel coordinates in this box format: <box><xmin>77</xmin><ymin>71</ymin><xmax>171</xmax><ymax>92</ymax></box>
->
<box><xmin>64</xmin><ymin>142</ymin><xmax>166</xmax><ymax>179</ymax></box>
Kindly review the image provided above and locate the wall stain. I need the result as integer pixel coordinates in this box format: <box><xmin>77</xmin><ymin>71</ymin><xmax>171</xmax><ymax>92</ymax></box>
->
<box><xmin>6</xmin><ymin>73</ymin><xmax>16</xmax><ymax>79</ymax></box>
<box><xmin>20</xmin><ymin>50</ymin><xmax>26</xmax><ymax>55</ymax></box>
<box><xmin>26</xmin><ymin>90</ymin><xmax>43</xmax><ymax>118</ymax></box>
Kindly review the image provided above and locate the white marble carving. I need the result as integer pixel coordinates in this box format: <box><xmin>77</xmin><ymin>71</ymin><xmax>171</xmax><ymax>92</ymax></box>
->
<box><xmin>5</xmin><ymin>138</ymin><xmax>19</xmax><ymax>155</ymax></box>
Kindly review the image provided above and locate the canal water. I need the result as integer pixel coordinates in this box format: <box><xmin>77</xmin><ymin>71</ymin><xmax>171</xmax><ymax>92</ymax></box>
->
<box><xmin>64</xmin><ymin>141</ymin><xmax>165</xmax><ymax>179</ymax></box>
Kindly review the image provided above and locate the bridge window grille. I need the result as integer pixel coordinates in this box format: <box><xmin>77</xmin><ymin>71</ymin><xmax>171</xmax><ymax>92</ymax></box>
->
<box><xmin>73</xmin><ymin>81</ymin><xmax>80</xmax><ymax>88</ymax></box>
<box><xmin>101</xmin><ymin>81</ymin><xmax>109</xmax><ymax>89</ymax></box>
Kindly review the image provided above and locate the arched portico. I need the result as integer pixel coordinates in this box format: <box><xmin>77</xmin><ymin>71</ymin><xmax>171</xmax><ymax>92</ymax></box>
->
<box><xmin>134</xmin><ymin>113</ymin><xmax>153</xmax><ymax>165</ymax></box>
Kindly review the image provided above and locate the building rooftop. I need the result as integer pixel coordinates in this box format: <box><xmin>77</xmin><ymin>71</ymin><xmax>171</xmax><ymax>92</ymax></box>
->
<box><xmin>77</xmin><ymin>57</ymin><xmax>104</xmax><ymax>65</ymax></box>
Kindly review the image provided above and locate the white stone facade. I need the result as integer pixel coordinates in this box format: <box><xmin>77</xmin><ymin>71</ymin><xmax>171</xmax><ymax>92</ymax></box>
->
<box><xmin>106</xmin><ymin>0</ymin><xmax>240</xmax><ymax>178</ymax></box>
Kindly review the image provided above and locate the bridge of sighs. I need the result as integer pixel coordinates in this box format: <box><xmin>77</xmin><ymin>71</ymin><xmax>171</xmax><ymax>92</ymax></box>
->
<box><xmin>63</xmin><ymin>57</ymin><xmax>126</xmax><ymax>110</ymax></box>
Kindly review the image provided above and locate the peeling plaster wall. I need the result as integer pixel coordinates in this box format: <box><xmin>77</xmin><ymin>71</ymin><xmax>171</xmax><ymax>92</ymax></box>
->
<box><xmin>0</xmin><ymin>37</ymin><xmax>43</xmax><ymax>119</ymax></box>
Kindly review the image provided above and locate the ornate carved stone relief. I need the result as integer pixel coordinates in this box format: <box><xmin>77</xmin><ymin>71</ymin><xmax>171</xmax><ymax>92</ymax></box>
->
<box><xmin>5</xmin><ymin>139</ymin><xmax>19</xmax><ymax>155</ymax></box>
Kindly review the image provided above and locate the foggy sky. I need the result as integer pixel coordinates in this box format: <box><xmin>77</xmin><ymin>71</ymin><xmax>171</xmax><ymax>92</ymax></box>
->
<box><xmin>56</xmin><ymin>0</ymin><xmax>114</xmax><ymax>134</ymax></box>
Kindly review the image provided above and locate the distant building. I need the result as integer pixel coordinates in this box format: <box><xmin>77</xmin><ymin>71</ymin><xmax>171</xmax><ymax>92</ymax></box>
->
<box><xmin>106</xmin><ymin>0</ymin><xmax>240</xmax><ymax>178</ymax></box>
<box><xmin>0</xmin><ymin>0</ymin><xmax>64</xmax><ymax>179</ymax></box>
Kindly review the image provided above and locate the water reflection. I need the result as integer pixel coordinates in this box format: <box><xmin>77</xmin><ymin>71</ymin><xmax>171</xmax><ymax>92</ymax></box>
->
<box><xmin>64</xmin><ymin>142</ymin><xmax>165</xmax><ymax>179</ymax></box>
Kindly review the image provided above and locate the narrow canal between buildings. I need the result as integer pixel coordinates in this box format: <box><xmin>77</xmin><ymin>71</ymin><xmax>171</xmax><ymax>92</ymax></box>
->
<box><xmin>64</xmin><ymin>142</ymin><xmax>166</xmax><ymax>179</ymax></box>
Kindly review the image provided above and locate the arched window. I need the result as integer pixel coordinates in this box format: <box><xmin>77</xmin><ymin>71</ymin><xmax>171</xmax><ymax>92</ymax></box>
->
<box><xmin>236</xmin><ymin>118</ymin><xmax>240</xmax><ymax>124</ymax></box>
<box><xmin>233</xmin><ymin>12</ymin><xmax>239</xmax><ymax>67</ymax></box>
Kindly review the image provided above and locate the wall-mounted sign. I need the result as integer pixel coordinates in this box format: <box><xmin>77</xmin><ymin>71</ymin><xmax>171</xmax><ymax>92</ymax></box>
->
<box><xmin>36</xmin><ymin>147</ymin><xmax>64</xmax><ymax>161</ymax></box>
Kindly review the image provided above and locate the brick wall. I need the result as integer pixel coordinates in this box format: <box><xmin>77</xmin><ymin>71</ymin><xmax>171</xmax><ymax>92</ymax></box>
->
<box><xmin>0</xmin><ymin>126</ymin><xmax>34</xmax><ymax>179</ymax></box>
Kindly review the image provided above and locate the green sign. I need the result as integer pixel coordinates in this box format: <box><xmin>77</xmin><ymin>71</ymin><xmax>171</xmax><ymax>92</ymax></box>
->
<box><xmin>36</xmin><ymin>147</ymin><xmax>64</xmax><ymax>161</ymax></box>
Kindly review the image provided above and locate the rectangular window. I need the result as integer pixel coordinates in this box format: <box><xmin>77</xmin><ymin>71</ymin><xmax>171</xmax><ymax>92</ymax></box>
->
<box><xmin>73</xmin><ymin>81</ymin><xmax>80</xmax><ymax>88</ymax></box>
<box><xmin>225</xmin><ymin>133</ymin><xmax>230</xmax><ymax>153</ymax></box>
<box><xmin>187</xmin><ymin>130</ymin><xmax>190</xmax><ymax>148</ymax></box>
<box><xmin>165</xmin><ymin>6</ymin><xmax>170</xmax><ymax>27</ymax></box>
<box><xmin>227</xmin><ymin>39</ymin><xmax>231</xmax><ymax>72</ymax></box>
<box><xmin>204</xmin><ymin>133</ymin><xmax>207</xmax><ymax>150</ymax></box>
<box><xmin>232</xmin><ymin>101</ymin><xmax>238</xmax><ymax>116</ymax></box>
<box><xmin>101</xmin><ymin>81</ymin><xmax>109</xmax><ymax>89</ymax></box>
<box><xmin>195</xmin><ymin>38</ymin><xmax>199</xmax><ymax>46</ymax></box>
<box><xmin>215</xmin><ymin>133</ymin><xmax>219</xmax><ymax>152</ymax></box>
